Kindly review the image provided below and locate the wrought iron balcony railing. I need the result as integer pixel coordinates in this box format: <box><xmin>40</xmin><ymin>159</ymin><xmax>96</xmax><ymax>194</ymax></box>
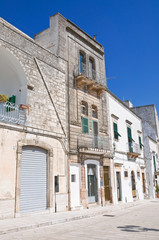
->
<box><xmin>74</xmin><ymin>63</ymin><xmax>106</xmax><ymax>86</ymax></box>
<box><xmin>0</xmin><ymin>102</ymin><xmax>26</xmax><ymax>125</ymax></box>
<box><xmin>127</xmin><ymin>142</ymin><xmax>141</xmax><ymax>155</ymax></box>
<box><xmin>77</xmin><ymin>134</ymin><xmax>109</xmax><ymax>151</ymax></box>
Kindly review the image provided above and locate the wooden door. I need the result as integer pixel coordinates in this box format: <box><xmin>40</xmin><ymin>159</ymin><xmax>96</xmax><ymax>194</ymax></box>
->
<box><xmin>104</xmin><ymin>166</ymin><xmax>110</xmax><ymax>201</ymax></box>
<box><xmin>142</xmin><ymin>173</ymin><xmax>146</xmax><ymax>193</ymax></box>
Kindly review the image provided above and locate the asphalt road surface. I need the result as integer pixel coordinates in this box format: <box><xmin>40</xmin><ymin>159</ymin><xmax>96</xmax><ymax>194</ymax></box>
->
<box><xmin>1</xmin><ymin>200</ymin><xmax>159</xmax><ymax>240</ymax></box>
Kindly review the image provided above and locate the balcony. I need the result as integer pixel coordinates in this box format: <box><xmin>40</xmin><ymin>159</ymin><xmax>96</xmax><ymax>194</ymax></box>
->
<box><xmin>127</xmin><ymin>142</ymin><xmax>141</xmax><ymax>159</ymax></box>
<box><xmin>77</xmin><ymin>134</ymin><xmax>109</xmax><ymax>154</ymax></box>
<box><xmin>0</xmin><ymin>102</ymin><xmax>26</xmax><ymax>125</ymax></box>
<box><xmin>74</xmin><ymin>63</ymin><xmax>106</xmax><ymax>95</ymax></box>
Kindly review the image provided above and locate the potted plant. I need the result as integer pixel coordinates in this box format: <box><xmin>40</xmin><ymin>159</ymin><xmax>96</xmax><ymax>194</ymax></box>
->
<box><xmin>156</xmin><ymin>185</ymin><xmax>159</xmax><ymax>198</ymax></box>
<box><xmin>0</xmin><ymin>94</ymin><xmax>9</xmax><ymax>103</ymax></box>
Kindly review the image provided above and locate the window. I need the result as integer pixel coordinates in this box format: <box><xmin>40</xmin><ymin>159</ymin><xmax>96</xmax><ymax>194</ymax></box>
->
<box><xmin>83</xmin><ymin>85</ymin><xmax>87</xmax><ymax>93</ymax></box>
<box><xmin>79</xmin><ymin>52</ymin><xmax>86</xmax><ymax>74</ymax></box>
<box><xmin>113</xmin><ymin>122</ymin><xmax>121</xmax><ymax>140</ymax></box>
<box><xmin>137</xmin><ymin>171</ymin><xmax>140</xmax><ymax>178</ymax></box>
<box><xmin>55</xmin><ymin>175</ymin><xmax>59</xmax><ymax>193</ymax></box>
<box><xmin>81</xmin><ymin>101</ymin><xmax>88</xmax><ymax>116</ymax></box>
<box><xmin>124</xmin><ymin>171</ymin><xmax>128</xmax><ymax>178</ymax></box>
<box><xmin>92</xmin><ymin>105</ymin><xmax>98</xmax><ymax>118</ymax></box>
<box><xmin>127</xmin><ymin>127</ymin><xmax>134</xmax><ymax>152</ymax></box>
<box><xmin>153</xmin><ymin>155</ymin><xmax>157</xmax><ymax>172</ymax></box>
<box><xmin>71</xmin><ymin>174</ymin><xmax>76</xmax><ymax>182</ymax></box>
<box><xmin>82</xmin><ymin>117</ymin><xmax>89</xmax><ymax>134</ymax></box>
<box><xmin>89</xmin><ymin>58</ymin><xmax>95</xmax><ymax>79</ymax></box>
<box><xmin>139</xmin><ymin>136</ymin><xmax>144</xmax><ymax>149</ymax></box>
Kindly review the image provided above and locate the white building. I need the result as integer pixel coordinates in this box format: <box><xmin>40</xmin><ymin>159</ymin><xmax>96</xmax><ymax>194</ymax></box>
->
<box><xmin>133</xmin><ymin>105</ymin><xmax>159</xmax><ymax>197</ymax></box>
<box><xmin>106</xmin><ymin>91</ymin><xmax>146</xmax><ymax>204</ymax></box>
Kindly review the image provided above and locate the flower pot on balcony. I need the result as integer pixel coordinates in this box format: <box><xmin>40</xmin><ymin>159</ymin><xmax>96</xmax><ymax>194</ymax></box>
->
<box><xmin>20</xmin><ymin>104</ymin><xmax>28</xmax><ymax>109</ymax></box>
<box><xmin>0</xmin><ymin>94</ymin><xmax>9</xmax><ymax>103</ymax></box>
<box><xmin>157</xmin><ymin>193</ymin><xmax>159</xmax><ymax>198</ymax></box>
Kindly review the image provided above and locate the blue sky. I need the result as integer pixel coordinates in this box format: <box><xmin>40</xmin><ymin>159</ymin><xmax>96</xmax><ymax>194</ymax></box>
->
<box><xmin>1</xmin><ymin>0</ymin><xmax>159</xmax><ymax>112</ymax></box>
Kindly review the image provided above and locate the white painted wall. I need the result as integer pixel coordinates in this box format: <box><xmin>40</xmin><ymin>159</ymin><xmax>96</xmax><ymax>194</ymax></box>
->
<box><xmin>149</xmin><ymin>138</ymin><xmax>159</xmax><ymax>191</ymax></box>
<box><xmin>107</xmin><ymin>91</ymin><xmax>145</xmax><ymax>204</ymax></box>
<box><xmin>70</xmin><ymin>164</ymin><xmax>81</xmax><ymax>208</ymax></box>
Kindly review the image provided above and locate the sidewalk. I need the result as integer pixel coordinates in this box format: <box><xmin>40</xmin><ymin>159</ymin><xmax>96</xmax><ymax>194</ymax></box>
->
<box><xmin>0</xmin><ymin>199</ymin><xmax>152</xmax><ymax>236</ymax></box>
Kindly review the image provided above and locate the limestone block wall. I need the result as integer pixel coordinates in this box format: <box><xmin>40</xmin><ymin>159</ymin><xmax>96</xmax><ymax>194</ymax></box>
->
<box><xmin>0</xmin><ymin>18</ymin><xmax>68</xmax><ymax>219</ymax></box>
<box><xmin>0</xmin><ymin>18</ymin><xmax>67</xmax><ymax>136</ymax></box>
<box><xmin>0</xmin><ymin>126</ymin><xmax>68</xmax><ymax>219</ymax></box>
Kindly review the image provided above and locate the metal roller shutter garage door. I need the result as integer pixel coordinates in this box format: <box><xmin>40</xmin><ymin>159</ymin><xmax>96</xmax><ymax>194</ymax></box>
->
<box><xmin>20</xmin><ymin>147</ymin><xmax>47</xmax><ymax>213</ymax></box>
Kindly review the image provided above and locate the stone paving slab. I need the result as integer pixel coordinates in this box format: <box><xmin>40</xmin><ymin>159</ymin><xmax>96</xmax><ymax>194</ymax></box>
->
<box><xmin>0</xmin><ymin>200</ymin><xmax>149</xmax><ymax>236</ymax></box>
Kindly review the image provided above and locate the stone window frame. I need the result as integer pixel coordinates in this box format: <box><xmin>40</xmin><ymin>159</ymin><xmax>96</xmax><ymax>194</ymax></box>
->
<box><xmin>81</xmin><ymin>100</ymin><xmax>88</xmax><ymax>116</ymax></box>
<box><xmin>15</xmin><ymin>139</ymin><xmax>53</xmax><ymax>216</ymax></box>
<box><xmin>92</xmin><ymin>104</ymin><xmax>98</xmax><ymax>119</ymax></box>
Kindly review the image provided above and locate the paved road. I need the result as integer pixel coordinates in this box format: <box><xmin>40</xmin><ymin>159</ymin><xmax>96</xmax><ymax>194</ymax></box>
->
<box><xmin>1</xmin><ymin>200</ymin><xmax>159</xmax><ymax>240</ymax></box>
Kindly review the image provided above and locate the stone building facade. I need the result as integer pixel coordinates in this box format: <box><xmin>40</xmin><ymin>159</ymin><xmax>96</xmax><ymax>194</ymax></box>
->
<box><xmin>35</xmin><ymin>13</ymin><xmax>113</xmax><ymax>209</ymax></box>
<box><xmin>0</xmin><ymin>17</ymin><xmax>68</xmax><ymax>219</ymax></box>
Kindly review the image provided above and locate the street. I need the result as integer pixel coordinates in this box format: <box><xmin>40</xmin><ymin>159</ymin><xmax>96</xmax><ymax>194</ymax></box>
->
<box><xmin>1</xmin><ymin>200</ymin><xmax>159</xmax><ymax>240</ymax></box>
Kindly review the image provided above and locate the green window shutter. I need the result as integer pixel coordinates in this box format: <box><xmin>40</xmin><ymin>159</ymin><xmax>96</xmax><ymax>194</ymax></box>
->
<box><xmin>113</xmin><ymin>122</ymin><xmax>121</xmax><ymax>139</ymax></box>
<box><xmin>113</xmin><ymin>122</ymin><xmax>118</xmax><ymax>140</ymax></box>
<box><xmin>139</xmin><ymin>136</ymin><xmax>144</xmax><ymax>149</ymax></box>
<box><xmin>82</xmin><ymin>117</ymin><xmax>89</xmax><ymax>134</ymax></box>
<box><xmin>113</xmin><ymin>122</ymin><xmax>117</xmax><ymax>132</ymax></box>
<box><xmin>153</xmin><ymin>156</ymin><xmax>157</xmax><ymax>172</ymax></box>
<box><xmin>127</xmin><ymin>127</ymin><xmax>135</xmax><ymax>142</ymax></box>
<box><xmin>127</xmin><ymin>127</ymin><xmax>132</xmax><ymax>138</ymax></box>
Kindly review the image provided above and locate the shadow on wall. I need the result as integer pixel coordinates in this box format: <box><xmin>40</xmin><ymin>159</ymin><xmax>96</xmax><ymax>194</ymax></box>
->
<box><xmin>117</xmin><ymin>225</ymin><xmax>159</xmax><ymax>232</ymax></box>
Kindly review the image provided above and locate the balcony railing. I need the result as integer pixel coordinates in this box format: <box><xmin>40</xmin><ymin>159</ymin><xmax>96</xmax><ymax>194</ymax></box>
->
<box><xmin>77</xmin><ymin>134</ymin><xmax>109</xmax><ymax>151</ymax></box>
<box><xmin>0</xmin><ymin>102</ymin><xmax>26</xmax><ymax>125</ymax></box>
<box><xmin>74</xmin><ymin>63</ymin><xmax>106</xmax><ymax>86</ymax></box>
<box><xmin>127</xmin><ymin>142</ymin><xmax>141</xmax><ymax>155</ymax></box>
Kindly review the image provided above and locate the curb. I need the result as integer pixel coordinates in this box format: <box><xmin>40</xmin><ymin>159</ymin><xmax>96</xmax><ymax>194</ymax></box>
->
<box><xmin>0</xmin><ymin>200</ymin><xmax>148</xmax><ymax>235</ymax></box>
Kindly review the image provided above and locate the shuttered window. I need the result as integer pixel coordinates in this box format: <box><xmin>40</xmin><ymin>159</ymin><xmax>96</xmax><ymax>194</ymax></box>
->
<box><xmin>153</xmin><ymin>155</ymin><xmax>157</xmax><ymax>172</ymax></box>
<box><xmin>82</xmin><ymin>117</ymin><xmax>89</xmax><ymax>134</ymax></box>
<box><xmin>127</xmin><ymin>127</ymin><xmax>135</xmax><ymax>142</ymax></box>
<box><xmin>113</xmin><ymin>122</ymin><xmax>121</xmax><ymax>140</ymax></box>
<box><xmin>139</xmin><ymin>136</ymin><xmax>144</xmax><ymax>149</ymax></box>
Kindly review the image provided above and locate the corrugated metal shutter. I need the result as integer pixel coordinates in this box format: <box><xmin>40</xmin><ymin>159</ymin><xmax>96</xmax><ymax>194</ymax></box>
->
<box><xmin>20</xmin><ymin>147</ymin><xmax>47</xmax><ymax>213</ymax></box>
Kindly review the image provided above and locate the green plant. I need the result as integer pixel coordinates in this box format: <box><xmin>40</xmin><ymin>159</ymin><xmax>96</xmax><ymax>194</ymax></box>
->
<box><xmin>156</xmin><ymin>185</ymin><xmax>159</xmax><ymax>194</ymax></box>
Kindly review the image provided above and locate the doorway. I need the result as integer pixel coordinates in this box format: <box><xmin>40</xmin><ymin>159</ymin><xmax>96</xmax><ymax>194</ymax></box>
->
<box><xmin>142</xmin><ymin>172</ymin><xmax>146</xmax><ymax>193</ymax></box>
<box><xmin>131</xmin><ymin>171</ymin><xmax>136</xmax><ymax>197</ymax></box>
<box><xmin>87</xmin><ymin>164</ymin><xmax>97</xmax><ymax>203</ymax></box>
<box><xmin>70</xmin><ymin>164</ymin><xmax>80</xmax><ymax>208</ymax></box>
<box><xmin>116</xmin><ymin>172</ymin><xmax>122</xmax><ymax>201</ymax></box>
<box><xmin>104</xmin><ymin>166</ymin><xmax>110</xmax><ymax>201</ymax></box>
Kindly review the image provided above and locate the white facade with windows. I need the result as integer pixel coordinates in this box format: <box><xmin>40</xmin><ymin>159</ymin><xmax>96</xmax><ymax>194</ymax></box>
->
<box><xmin>106</xmin><ymin>90</ymin><xmax>146</xmax><ymax>204</ymax></box>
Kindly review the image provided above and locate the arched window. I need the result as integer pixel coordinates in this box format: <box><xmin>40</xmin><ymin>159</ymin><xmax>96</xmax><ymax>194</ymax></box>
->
<box><xmin>81</xmin><ymin>101</ymin><xmax>88</xmax><ymax>116</ymax></box>
<box><xmin>0</xmin><ymin>47</ymin><xmax>27</xmax><ymax>105</ymax></box>
<box><xmin>79</xmin><ymin>51</ymin><xmax>86</xmax><ymax>74</ymax></box>
<box><xmin>92</xmin><ymin>105</ymin><xmax>98</xmax><ymax>118</ymax></box>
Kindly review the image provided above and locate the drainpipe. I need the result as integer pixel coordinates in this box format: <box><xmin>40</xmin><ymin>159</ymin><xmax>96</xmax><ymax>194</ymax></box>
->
<box><xmin>67</xmin><ymin>35</ymin><xmax>71</xmax><ymax>211</ymax></box>
<box><xmin>112</xmin><ymin>142</ymin><xmax>116</xmax><ymax>204</ymax></box>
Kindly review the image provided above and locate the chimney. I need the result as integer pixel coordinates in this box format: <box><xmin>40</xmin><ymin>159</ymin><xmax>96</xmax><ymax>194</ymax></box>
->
<box><xmin>123</xmin><ymin>100</ymin><xmax>133</xmax><ymax>108</ymax></box>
